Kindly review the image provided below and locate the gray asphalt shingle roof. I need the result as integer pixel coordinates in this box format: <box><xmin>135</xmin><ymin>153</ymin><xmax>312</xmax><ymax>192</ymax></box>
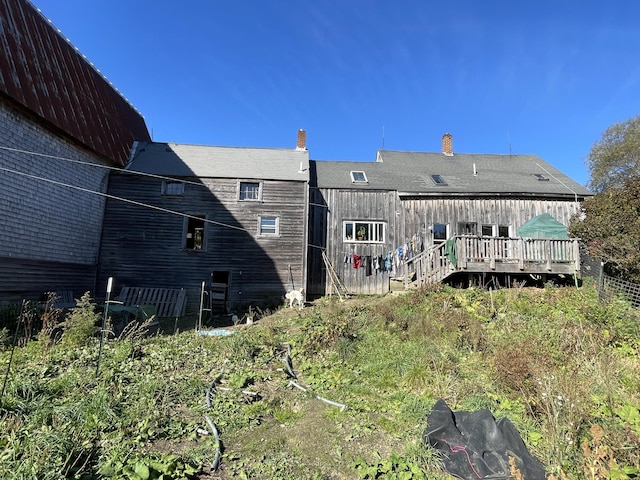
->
<box><xmin>313</xmin><ymin>150</ymin><xmax>592</xmax><ymax>198</ymax></box>
<box><xmin>126</xmin><ymin>142</ymin><xmax>310</xmax><ymax>182</ymax></box>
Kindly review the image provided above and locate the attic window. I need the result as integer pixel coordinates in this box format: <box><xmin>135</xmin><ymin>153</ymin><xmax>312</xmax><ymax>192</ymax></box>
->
<box><xmin>350</xmin><ymin>171</ymin><xmax>368</xmax><ymax>183</ymax></box>
<box><xmin>533</xmin><ymin>173</ymin><xmax>549</xmax><ymax>181</ymax></box>
<box><xmin>162</xmin><ymin>180</ymin><xmax>185</xmax><ymax>196</ymax></box>
<box><xmin>431</xmin><ymin>174</ymin><xmax>448</xmax><ymax>186</ymax></box>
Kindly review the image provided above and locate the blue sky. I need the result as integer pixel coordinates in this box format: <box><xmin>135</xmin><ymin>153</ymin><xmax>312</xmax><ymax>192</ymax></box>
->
<box><xmin>30</xmin><ymin>1</ymin><xmax>640</xmax><ymax>186</ymax></box>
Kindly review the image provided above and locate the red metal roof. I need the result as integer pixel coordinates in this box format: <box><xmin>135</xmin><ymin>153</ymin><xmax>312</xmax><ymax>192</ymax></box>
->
<box><xmin>0</xmin><ymin>0</ymin><xmax>151</xmax><ymax>166</ymax></box>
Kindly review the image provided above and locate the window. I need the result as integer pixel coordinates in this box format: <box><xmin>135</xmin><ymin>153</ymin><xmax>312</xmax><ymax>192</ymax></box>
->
<box><xmin>343</xmin><ymin>221</ymin><xmax>385</xmax><ymax>243</ymax></box>
<box><xmin>185</xmin><ymin>215</ymin><xmax>205</xmax><ymax>250</ymax></box>
<box><xmin>162</xmin><ymin>180</ymin><xmax>185</xmax><ymax>196</ymax></box>
<box><xmin>431</xmin><ymin>174</ymin><xmax>448</xmax><ymax>186</ymax></box>
<box><xmin>481</xmin><ymin>225</ymin><xmax>493</xmax><ymax>236</ymax></box>
<box><xmin>239</xmin><ymin>181</ymin><xmax>261</xmax><ymax>201</ymax></box>
<box><xmin>350</xmin><ymin>170</ymin><xmax>368</xmax><ymax>183</ymax></box>
<box><xmin>433</xmin><ymin>223</ymin><xmax>448</xmax><ymax>244</ymax></box>
<box><xmin>498</xmin><ymin>225</ymin><xmax>510</xmax><ymax>237</ymax></box>
<box><xmin>259</xmin><ymin>215</ymin><xmax>279</xmax><ymax>236</ymax></box>
<box><xmin>533</xmin><ymin>173</ymin><xmax>549</xmax><ymax>181</ymax></box>
<box><xmin>457</xmin><ymin>222</ymin><xmax>477</xmax><ymax>235</ymax></box>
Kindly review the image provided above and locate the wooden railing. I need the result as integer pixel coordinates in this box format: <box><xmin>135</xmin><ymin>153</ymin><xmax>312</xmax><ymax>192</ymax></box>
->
<box><xmin>410</xmin><ymin>236</ymin><xmax>581</xmax><ymax>287</ymax></box>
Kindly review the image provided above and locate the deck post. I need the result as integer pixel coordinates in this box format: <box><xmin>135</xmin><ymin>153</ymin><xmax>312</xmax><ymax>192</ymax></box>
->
<box><xmin>545</xmin><ymin>240</ymin><xmax>552</xmax><ymax>271</ymax></box>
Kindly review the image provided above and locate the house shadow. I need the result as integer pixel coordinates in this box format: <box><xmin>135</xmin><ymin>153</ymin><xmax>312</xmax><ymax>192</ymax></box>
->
<box><xmin>96</xmin><ymin>141</ymin><xmax>308</xmax><ymax>329</ymax></box>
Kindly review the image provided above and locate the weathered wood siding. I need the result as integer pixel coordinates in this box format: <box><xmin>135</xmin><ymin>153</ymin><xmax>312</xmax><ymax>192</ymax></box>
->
<box><xmin>308</xmin><ymin>188</ymin><xmax>402</xmax><ymax>296</ymax></box>
<box><xmin>0</xmin><ymin>99</ymin><xmax>109</xmax><ymax>303</ymax></box>
<box><xmin>401</xmin><ymin>196</ymin><xmax>582</xmax><ymax>246</ymax></box>
<box><xmin>309</xmin><ymin>188</ymin><xmax>583</xmax><ymax>295</ymax></box>
<box><xmin>98</xmin><ymin>173</ymin><xmax>308</xmax><ymax>313</ymax></box>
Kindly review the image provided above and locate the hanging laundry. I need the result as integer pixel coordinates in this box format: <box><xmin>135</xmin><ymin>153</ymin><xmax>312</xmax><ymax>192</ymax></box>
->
<box><xmin>372</xmin><ymin>255</ymin><xmax>380</xmax><ymax>271</ymax></box>
<box><xmin>365</xmin><ymin>255</ymin><xmax>372</xmax><ymax>276</ymax></box>
<box><xmin>352</xmin><ymin>254</ymin><xmax>361</xmax><ymax>269</ymax></box>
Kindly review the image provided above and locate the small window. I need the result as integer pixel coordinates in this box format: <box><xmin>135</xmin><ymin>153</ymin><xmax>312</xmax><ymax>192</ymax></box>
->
<box><xmin>457</xmin><ymin>222</ymin><xmax>477</xmax><ymax>235</ymax></box>
<box><xmin>239</xmin><ymin>181</ymin><xmax>261</xmax><ymax>201</ymax></box>
<box><xmin>433</xmin><ymin>223</ymin><xmax>448</xmax><ymax>244</ymax></box>
<box><xmin>350</xmin><ymin>171</ymin><xmax>368</xmax><ymax>183</ymax></box>
<box><xmin>162</xmin><ymin>180</ymin><xmax>185</xmax><ymax>196</ymax></box>
<box><xmin>185</xmin><ymin>215</ymin><xmax>205</xmax><ymax>250</ymax></box>
<box><xmin>498</xmin><ymin>225</ymin><xmax>510</xmax><ymax>237</ymax></box>
<box><xmin>481</xmin><ymin>225</ymin><xmax>493</xmax><ymax>236</ymax></box>
<box><xmin>259</xmin><ymin>215</ymin><xmax>279</xmax><ymax>236</ymax></box>
<box><xmin>431</xmin><ymin>174</ymin><xmax>448</xmax><ymax>186</ymax></box>
<box><xmin>343</xmin><ymin>221</ymin><xmax>385</xmax><ymax>243</ymax></box>
<box><xmin>533</xmin><ymin>173</ymin><xmax>549</xmax><ymax>181</ymax></box>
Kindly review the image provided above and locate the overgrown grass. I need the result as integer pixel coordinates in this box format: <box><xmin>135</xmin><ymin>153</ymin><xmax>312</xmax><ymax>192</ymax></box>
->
<box><xmin>0</xmin><ymin>279</ymin><xmax>639</xmax><ymax>479</ymax></box>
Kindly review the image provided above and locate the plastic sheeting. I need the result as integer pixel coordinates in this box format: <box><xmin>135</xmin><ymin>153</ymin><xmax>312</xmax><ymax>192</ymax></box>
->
<box><xmin>423</xmin><ymin>399</ymin><xmax>546</xmax><ymax>479</ymax></box>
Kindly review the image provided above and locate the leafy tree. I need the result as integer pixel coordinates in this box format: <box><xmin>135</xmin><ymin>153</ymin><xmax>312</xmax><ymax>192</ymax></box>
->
<box><xmin>569</xmin><ymin>177</ymin><xmax>640</xmax><ymax>282</ymax></box>
<box><xmin>587</xmin><ymin>115</ymin><xmax>640</xmax><ymax>193</ymax></box>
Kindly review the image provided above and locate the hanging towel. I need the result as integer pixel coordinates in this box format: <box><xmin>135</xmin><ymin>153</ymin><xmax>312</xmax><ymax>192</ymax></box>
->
<box><xmin>365</xmin><ymin>255</ymin><xmax>372</xmax><ymax>276</ymax></box>
<box><xmin>352</xmin><ymin>254</ymin><xmax>361</xmax><ymax>269</ymax></box>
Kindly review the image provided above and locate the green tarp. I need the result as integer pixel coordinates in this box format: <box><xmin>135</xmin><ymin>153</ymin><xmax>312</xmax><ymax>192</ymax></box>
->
<box><xmin>517</xmin><ymin>213</ymin><xmax>568</xmax><ymax>239</ymax></box>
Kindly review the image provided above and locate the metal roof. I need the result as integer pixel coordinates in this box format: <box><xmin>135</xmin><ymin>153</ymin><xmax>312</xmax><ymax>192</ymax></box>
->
<box><xmin>0</xmin><ymin>0</ymin><xmax>150</xmax><ymax>166</ymax></box>
<box><xmin>127</xmin><ymin>142</ymin><xmax>310</xmax><ymax>182</ymax></box>
<box><xmin>312</xmin><ymin>150</ymin><xmax>592</xmax><ymax>199</ymax></box>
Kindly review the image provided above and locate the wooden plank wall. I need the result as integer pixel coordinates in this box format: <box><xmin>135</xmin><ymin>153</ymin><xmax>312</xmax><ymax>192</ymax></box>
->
<box><xmin>0</xmin><ymin>257</ymin><xmax>96</xmax><ymax>305</ymax></box>
<box><xmin>308</xmin><ymin>188</ymin><xmax>402</xmax><ymax>296</ymax></box>
<box><xmin>310</xmin><ymin>189</ymin><xmax>583</xmax><ymax>296</ymax></box>
<box><xmin>98</xmin><ymin>173</ymin><xmax>308</xmax><ymax>313</ymax></box>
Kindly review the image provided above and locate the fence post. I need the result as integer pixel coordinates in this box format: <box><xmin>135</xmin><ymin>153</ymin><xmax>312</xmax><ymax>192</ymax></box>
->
<box><xmin>597</xmin><ymin>261</ymin><xmax>605</xmax><ymax>302</ymax></box>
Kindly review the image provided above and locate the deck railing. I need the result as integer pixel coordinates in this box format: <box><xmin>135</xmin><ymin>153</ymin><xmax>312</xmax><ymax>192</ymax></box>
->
<box><xmin>410</xmin><ymin>236</ymin><xmax>581</xmax><ymax>287</ymax></box>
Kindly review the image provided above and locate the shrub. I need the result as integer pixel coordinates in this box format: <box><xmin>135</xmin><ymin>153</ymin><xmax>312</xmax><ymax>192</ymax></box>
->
<box><xmin>61</xmin><ymin>292</ymin><xmax>99</xmax><ymax>347</ymax></box>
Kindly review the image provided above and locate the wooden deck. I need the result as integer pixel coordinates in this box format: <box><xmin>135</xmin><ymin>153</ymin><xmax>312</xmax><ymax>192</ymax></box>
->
<box><xmin>410</xmin><ymin>236</ymin><xmax>581</xmax><ymax>287</ymax></box>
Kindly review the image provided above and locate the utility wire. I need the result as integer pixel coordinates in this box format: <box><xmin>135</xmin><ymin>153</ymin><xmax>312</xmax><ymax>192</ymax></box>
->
<box><xmin>0</xmin><ymin>164</ymin><xmax>249</xmax><ymax>232</ymax></box>
<box><xmin>0</xmin><ymin>144</ymin><xmax>208</xmax><ymax>188</ymax></box>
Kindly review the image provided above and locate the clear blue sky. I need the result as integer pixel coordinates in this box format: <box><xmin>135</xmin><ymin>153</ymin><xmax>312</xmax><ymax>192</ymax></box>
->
<box><xmin>30</xmin><ymin>0</ymin><xmax>640</xmax><ymax>186</ymax></box>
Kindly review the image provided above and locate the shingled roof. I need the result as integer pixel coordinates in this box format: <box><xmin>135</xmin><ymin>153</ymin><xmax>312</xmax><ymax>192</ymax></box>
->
<box><xmin>313</xmin><ymin>149</ymin><xmax>592</xmax><ymax>199</ymax></box>
<box><xmin>0</xmin><ymin>0</ymin><xmax>150</xmax><ymax>165</ymax></box>
<box><xmin>127</xmin><ymin>141</ymin><xmax>310</xmax><ymax>182</ymax></box>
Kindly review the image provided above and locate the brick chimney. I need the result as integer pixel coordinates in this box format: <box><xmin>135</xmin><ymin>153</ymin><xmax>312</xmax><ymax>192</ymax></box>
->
<box><xmin>296</xmin><ymin>129</ymin><xmax>307</xmax><ymax>151</ymax></box>
<box><xmin>442</xmin><ymin>133</ymin><xmax>453</xmax><ymax>156</ymax></box>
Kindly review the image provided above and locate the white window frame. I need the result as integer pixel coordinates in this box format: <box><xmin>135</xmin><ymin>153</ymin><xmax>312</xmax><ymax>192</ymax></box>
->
<box><xmin>238</xmin><ymin>181</ymin><xmax>263</xmax><ymax>201</ymax></box>
<box><xmin>350</xmin><ymin>170</ymin><xmax>368</xmax><ymax>183</ymax></box>
<box><xmin>258</xmin><ymin>215</ymin><xmax>279</xmax><ymax>236</ymax></box>
<box><xmin>343</xmin><ymin>220</ymin><xmax>385</xmax><ymax>243</ymax></box>
<box><xmin>432</xmin><ymin>223</ymin><xmax>448</xmax><ymax>244</ymax></box>
<box><xmin>162</xmin><ymin>180</ymin><xmax>185</xmax><ymax>196</ymax></box>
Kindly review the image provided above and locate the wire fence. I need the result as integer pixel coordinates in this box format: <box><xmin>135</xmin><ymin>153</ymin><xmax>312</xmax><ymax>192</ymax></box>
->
<box><xmin>599</xmin><ymin>274</ymin><xmax>640</xmax><ymax>307</ymax></box>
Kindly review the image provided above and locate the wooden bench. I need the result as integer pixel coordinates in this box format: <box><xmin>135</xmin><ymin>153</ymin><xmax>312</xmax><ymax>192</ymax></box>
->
<box><xmin>117</xmin><ymin>287</ymin><xmax>187</xmax><ymax>318</ymax></box>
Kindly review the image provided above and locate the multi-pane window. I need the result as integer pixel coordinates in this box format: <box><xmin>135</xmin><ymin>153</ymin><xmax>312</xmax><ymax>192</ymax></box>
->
<box><xmin>239</xmin><ymin>182</ymin><xmax>261</xmax><ymax>201</ymax></box>
<box><xmin>343</xmin><ymin>221</ymin><xmax>385</xmax><ymax>243</ymax></box>
<box><xmin>162</xmin><ymin>180</ymin><xmax>185</xmax><ymax>196</ymax></box>
<box><xmin>259</xmin><ymin>216</ymin><xmax>279</xmax><ymax>236</ymax></box>
<box><xmin>185</xmin><ymin>215</ymin><xmax>205</xmax><ymax>250</ymax></box>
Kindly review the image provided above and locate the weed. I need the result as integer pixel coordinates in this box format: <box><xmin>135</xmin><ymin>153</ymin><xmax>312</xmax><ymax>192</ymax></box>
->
<box><xmin>61</xmin><ymin>292</ymin><xmax>99</xmax><ymax>348</ymax></box>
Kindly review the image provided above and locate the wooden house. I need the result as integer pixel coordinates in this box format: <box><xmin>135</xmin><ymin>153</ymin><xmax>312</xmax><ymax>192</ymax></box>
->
<box><xmin>0</xmin><ymin>0</ymin><xmax>150</xmax><ymax>304</ymax></box>
<box><xmin>308</xmin><ymin>134</ymin><xmax>593</xmax><ymax>296</ymax></box>
<box><xmin>97</xmin><ymin>132</ymin><xmax>310</xmax><ymax>314</ymax></box>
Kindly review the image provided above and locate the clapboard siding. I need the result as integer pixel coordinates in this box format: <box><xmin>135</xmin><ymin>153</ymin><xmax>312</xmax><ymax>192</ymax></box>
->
<box><xmin>0</xmin><ymin>258</ymin><xmax>95</xmax><ymax>305</ymax></box>
<box><xmin>98</xmin><ymin>173</ymin><xmax>307</xmax><ymax>313</ymax></box>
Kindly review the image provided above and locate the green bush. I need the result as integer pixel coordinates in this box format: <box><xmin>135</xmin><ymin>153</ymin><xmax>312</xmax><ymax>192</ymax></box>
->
<box><xmin>61</xmin><ymin>292</ymin><xmax>99</xmax><ymax>347</ymax></box>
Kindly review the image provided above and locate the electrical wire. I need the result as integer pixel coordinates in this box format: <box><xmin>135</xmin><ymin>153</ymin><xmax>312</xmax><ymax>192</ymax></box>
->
<box><xmin>0</xmin><ymin>164</ymin><xmax>249</xmax><ymax>232</ymax></box>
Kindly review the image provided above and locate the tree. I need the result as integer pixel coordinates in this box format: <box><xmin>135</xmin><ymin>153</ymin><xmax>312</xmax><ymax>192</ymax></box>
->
<box><xmin>569</xmin><ymin>176</ymin><xmax>640</xmax><ymax>282</ymax></box>
<box><xmin>587</xmin><ymin>115</ymin><xmax>640</xmax><ymax>193</ymax></box>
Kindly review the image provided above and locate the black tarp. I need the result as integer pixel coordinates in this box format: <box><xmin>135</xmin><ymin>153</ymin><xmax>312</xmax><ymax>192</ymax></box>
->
<box><xmin>423</xmin><ymin>399</ymin><xmax>546</xmax><ymax>479</ymax></box>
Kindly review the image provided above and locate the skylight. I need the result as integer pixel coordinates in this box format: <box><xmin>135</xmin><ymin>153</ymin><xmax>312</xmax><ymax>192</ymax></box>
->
<box><xmin>350</xmin><ymin>171</ymin><xmax>368</xmax><ymax>183</ymax></box>
<box><xmin>533</xmin><ymin>173</ymin><xmax>549</xmax><ymax>181</ymax></box>
<box><xmin>431</xmin><ymin>174</ymin><xmax>448</xmax><ymax>186</ymax></box>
